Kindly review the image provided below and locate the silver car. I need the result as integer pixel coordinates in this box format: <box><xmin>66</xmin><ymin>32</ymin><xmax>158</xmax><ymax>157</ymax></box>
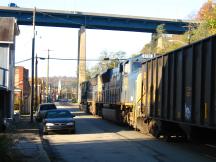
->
<box><xmin>35</xmin><ymin>103</ymin><xmax>57</xmax><ymax>122</ymax></box>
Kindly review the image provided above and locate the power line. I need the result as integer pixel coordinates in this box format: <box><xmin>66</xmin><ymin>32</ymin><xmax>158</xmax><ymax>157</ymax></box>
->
<box><xmin>36</xmin><ymin>10</ymin><xmax>107</xmax><ymax>29</ymax></box>
<box><xmin>37</xmin><ymin>10</ymin><xmax>84</xmax><ymax>26</ymax></box>
<box><xmin>15</xmin><ymin>57</ymin><xmax>127</xmax><ymax>64</ymax></box>
<box><xmin>15</xmin><ymin>58</ymin><xmax>32</xmax><ymax>64</ymax></box>
<box><xmin>48</xmin><ymin>57</ymin><xmax>126</xmax><ymax>61</ymax></box>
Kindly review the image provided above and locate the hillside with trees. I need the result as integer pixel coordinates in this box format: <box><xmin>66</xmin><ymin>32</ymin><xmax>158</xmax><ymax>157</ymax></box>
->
<box><xmin>141</xmin><ymin>0</ymin><xmax>216</xmax><ymax>55</ymax></box>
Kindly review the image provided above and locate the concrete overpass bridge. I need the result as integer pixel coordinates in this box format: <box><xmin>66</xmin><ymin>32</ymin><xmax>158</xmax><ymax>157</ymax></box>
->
<box><xmin>0</xmin><ymin>6</ymin><xmax>193</xmax><ymax>102</ymax></box>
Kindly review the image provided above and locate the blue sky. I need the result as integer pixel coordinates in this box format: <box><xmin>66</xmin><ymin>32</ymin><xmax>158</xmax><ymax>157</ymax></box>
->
<box><xmin>0</xmin><ymin>0</ymin><xmax>207</xmax><ymax>77</ymax></box>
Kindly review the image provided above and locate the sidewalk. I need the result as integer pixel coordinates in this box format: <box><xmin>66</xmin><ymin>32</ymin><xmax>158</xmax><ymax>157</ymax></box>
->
<box><xmin>8</xmin><ymin>115</ymin><xmax>50</xmax><ymax>162</ymax></box>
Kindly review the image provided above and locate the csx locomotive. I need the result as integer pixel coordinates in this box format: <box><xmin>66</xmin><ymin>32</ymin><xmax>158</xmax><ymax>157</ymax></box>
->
<box><xmin>80</xmin><ymin>34</ymin><xmax>216</xmax><ymax>140</ymax></box>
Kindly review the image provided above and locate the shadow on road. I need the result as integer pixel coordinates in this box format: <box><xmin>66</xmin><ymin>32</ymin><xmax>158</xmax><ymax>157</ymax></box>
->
<box><xmin>43</xmin><ymin>105</ymin><xmax>216</xmax><ymax>162</ymax></box>
<box><xmin>57</xmin><ymin>106</ymin><xmax>132</xmax><ymax>135</ymax></box>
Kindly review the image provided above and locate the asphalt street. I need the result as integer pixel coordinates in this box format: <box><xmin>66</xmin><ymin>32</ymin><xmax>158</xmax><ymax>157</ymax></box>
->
<box><xmin>42</xmin><ymin>104</ymin><xmax>216</xmax><ymax>162</ymax></box>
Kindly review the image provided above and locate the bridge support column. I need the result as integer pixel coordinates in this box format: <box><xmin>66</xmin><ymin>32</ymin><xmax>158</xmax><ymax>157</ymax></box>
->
<box><xmin>77</xmin><ymin>26</ymin><xmax>86</xmax><ymax>103</ymax></box>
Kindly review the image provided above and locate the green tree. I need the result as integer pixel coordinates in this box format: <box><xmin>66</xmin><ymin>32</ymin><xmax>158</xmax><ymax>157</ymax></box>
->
<box><xmin>197</xmin><ymin>1</ymin><xmax>216</xmax><ymax>33</ymax></box>
<box><xmin>87</xmin><ymin>50</ymin><xmax>126</xmax><ymax>78</ymax></box>
<box><xmin>140</xmin><ymin>1</ymin><xmax>216</xmax><ymax>55</ymax></box>
<box><xmin>188</xmin><ymin>1</ymin><xmax>216</xmax><ymax>42</ymax></box>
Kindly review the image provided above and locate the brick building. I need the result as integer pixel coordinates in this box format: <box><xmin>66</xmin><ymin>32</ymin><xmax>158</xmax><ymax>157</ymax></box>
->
<box><xmin>14</xmin><ymin>66</ymin><xmax>30</xmax><ymax>114</ymax></box>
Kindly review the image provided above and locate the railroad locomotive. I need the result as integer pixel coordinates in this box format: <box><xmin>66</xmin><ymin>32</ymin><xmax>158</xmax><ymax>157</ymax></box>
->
<box><xmin>80</xmin><ymin>34</ymin><xmax>216</xmax><ymax>140</ymax></box>
<box><xmin>80</xmin><ymin>54</ymin><xmax>149</xmax><ymax>123</ymax></box>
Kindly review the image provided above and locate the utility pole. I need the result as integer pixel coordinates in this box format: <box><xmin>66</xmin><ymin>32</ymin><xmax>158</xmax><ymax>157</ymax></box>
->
<box><xmin>35</xmin><ymin>54</ymin><xmax>38</xmax><ymax>109</ymax></box>
<box><xmin>46</xmin><ymin>49</ymin><xmax>50</xmax><ymax>103</ymax></box>
<box><xmin>31</xmin><ymin>7</ymin><xmax>36</xmax><ymax>122</ymax></box>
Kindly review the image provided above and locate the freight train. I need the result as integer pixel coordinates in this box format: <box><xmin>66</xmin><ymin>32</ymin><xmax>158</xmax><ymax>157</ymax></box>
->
<box><xmin>80</xmin><ymin>34</ymin><xmax>216</xmax><ymax>140</ymax></box>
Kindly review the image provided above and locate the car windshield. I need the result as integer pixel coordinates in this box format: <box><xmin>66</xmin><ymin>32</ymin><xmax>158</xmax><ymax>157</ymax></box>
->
<box><xmin>40</xmin><ymin>104</ymin><xmax>56</xmax><ymax>111</ymax></box>
<box><xmin>46</xmin><ymin>111</ymin><xmax>72</xmax><ymax>118</ymax></box>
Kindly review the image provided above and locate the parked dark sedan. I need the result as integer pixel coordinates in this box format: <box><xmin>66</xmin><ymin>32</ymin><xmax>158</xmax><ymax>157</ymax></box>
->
<box><xmin>42</xmin><ymin>109</ymin><xmax>75</xmax><ymax>135</ymax></box>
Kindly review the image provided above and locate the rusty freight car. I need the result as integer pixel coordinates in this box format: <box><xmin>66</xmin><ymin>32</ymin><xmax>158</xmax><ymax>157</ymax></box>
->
<box><xmin>139</xmin><ymin>34</ymin><xmax>216</xmax><ymax>140</ymax></box>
